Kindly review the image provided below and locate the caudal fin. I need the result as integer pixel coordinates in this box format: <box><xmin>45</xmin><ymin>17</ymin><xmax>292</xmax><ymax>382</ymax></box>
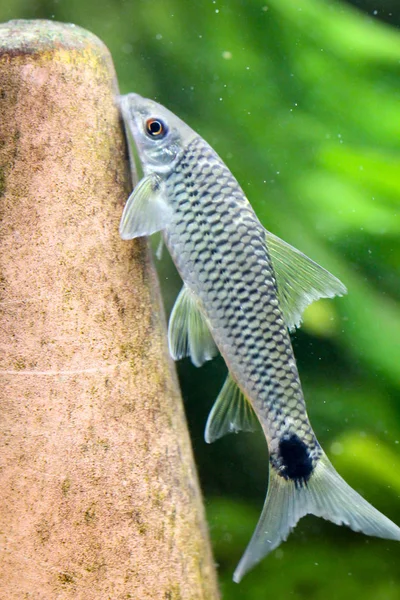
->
<box><xmin>233</xmin><ymin>453</ymin><xmax>400</xmax><ymax>583</ymax></box>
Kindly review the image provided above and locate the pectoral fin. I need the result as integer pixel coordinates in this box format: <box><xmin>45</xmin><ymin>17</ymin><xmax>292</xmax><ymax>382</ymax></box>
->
<box><xmin>168</xmin><ymin>285</ymin><xmax>218</xmax><ymax>367</ymax></box>
<box><xmin>265</xmin><ymin>231</ymin><xmax>347</xmax><ymax>331</ymax></box>
<box><xmin>155</xmin><ymin>237</ymin><xmax>164</xmax><ymax>260</ymax></box>
<box><xmin>119</xmin><ymin>174</ymin><xmax>172</xmax><ymax>240</ymax></box>
<box><xmin>205</xmin><ymin>374</ymin><xmax>258</xmax><ymax>443</ymax></box>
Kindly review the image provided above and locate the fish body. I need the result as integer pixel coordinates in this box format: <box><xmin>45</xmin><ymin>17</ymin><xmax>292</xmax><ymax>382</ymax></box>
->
<box><xmin>163</xmin><ymin>136</ymin><xmax>318</xmax><ymax>465</ymax></box>
<box><xmin>119</xmin><ymin>93</ymin><xmax>400</xmax><ymax>581</ymax></box>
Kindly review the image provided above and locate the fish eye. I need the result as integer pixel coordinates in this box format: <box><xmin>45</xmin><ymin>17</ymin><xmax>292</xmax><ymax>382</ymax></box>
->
<box><xmin>145</xmin><ymin>118</ymin><xmax>167</xmax><ymax>138</ymax></box>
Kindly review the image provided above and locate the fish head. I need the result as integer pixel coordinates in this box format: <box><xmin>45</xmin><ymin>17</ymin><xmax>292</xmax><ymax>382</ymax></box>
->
<box><xmin>120</xmin><ymin>93</ymin><xmax>197</xmax><ymax>175</ymax></box>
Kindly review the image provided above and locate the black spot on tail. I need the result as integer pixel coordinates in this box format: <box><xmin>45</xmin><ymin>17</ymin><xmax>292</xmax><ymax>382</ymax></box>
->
<box><xmin>277</xmin><ymin>434</ymin><xmax>313</xmax><ymax>485</ymax></box>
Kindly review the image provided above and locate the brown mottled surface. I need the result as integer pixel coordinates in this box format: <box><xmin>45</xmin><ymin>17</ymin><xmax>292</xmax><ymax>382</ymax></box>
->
<box><xmin>0</xmin><ymin>20</ymin><xmax>219</xmax><ymax>600</ymax></box>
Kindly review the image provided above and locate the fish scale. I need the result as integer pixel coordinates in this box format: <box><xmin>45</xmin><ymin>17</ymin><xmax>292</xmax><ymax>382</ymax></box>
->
<box><xmin>164</xmin><ymin>136</ymin><xmax>318</xmax><ymax>459</ymax></box>
<box><xmin>119</xmin><ymin>93</ymin><xmax>400</xmax><ymax>582</ymax></box>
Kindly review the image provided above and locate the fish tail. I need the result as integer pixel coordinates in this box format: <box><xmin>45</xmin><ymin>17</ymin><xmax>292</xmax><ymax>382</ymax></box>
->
<box><xmin>233</xmin><ymin>452</ymin><xmax>400</xmax><ymax>583</ymax></box>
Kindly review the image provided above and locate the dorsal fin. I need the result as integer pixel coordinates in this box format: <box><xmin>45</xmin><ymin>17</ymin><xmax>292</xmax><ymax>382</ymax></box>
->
<box><xmin>265</xmin><ymin>231</ymin><xmax>347</xmax><ymax>331</ymax></box>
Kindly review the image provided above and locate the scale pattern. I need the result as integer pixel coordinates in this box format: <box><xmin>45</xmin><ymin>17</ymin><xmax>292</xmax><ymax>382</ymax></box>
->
<box><xmin>163</xmin><ymin>136</ymin><xmax>322</xmax><ymax>479</ymax></box>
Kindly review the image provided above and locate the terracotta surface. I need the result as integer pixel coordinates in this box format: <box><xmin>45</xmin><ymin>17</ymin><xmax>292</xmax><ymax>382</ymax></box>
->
<box><xmin>0</xmin><ymin>20</ymin><xmax>219</xmax><ymax>599</ymax></box>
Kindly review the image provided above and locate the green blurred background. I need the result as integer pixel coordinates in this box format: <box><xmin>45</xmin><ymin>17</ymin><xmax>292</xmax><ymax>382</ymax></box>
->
<box><xmin>2</xmin><ymin>0</ymin><xmax>400</xmax><ymax>597</ymax></box>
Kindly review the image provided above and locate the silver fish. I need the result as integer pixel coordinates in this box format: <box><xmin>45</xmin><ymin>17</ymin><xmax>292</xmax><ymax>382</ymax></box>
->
<box><xmin>119</xmin><ymin>93</ymin><xmax>400</xmax><ymax>582</ymax></box>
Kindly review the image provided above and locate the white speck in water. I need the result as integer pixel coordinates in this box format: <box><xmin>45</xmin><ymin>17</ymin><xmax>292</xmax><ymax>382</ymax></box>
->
<box><xmin>155</xmin><ymin>33</ymin><xmax>163</xmax><ymax>40</ymax></box>
<box><xmin>395</xmin><ymin>440</ymin><xmax>399</xmax><ymax>444</ymax></box>
<box><xmin>359</xmin><ymin>165</ymin><xmax>364</xmax><ymax>171</ymax></box>
<box><xmin>330</xmin><ymin>441</ymin><xmax>344</xmax><ymax>455</ymax></box>
<box><xmin>315</xmin><ymin>562</ymin><xmax>319</xmax><ymax>566</ymax></box>
<box><xmin>373</xmin><ymin>10</ymin><xmax>378</xmax><ymax>15</ymax></box>
<box><xmin>215</xmin><ymin>9</ymin><xmax>220</xmax><ymax>13</ymax></box>
<box><xmin>219</xmin><ymin>97</ymin><xmax>223</xmax><ymax>101</ymax></box>
<box><xmin>262</xmin><ymin>5</ymin><xmax>269</xmax><ymax>10</ymax></box>
<box><xmin>121</xmin><ymin>43</ymin><xmax>133</xmax><ymax>54</ymax></box>
<box><xmin>246</xmin><ymin>66</ymin><xmax>250</xmax><ymax>70</ymax></box>
<box><xmin>222</xmin><ymin>51</ymin><xmax>232</xmax><ymax>60</ymax></box>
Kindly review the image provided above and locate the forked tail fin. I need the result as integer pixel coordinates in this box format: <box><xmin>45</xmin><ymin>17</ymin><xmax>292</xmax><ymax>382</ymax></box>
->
<box><xmin>233</xmin><ymin>453</ymin><xmax>400</xmax><ymax>583</ymax></box>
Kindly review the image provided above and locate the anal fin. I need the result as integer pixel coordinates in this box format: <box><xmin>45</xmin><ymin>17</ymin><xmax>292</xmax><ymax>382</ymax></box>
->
<box><xmin>205</xmin><ymin>374</ymin><xmax>258</xmax><ymax>443</ymax></box>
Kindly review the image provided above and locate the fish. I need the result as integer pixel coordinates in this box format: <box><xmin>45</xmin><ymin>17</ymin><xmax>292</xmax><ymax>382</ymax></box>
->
<box><xmin>118</xmin><ymin>93</ymin><xmax>400</xmax><ymax>582</ymax></box>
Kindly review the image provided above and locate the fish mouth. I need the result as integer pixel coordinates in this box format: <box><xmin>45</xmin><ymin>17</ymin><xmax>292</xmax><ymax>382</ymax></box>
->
<box><xmin>118</xmin><ymin>94</ymin><xmax>143</xmax><ymax>182</ymax></box>
<box><xmin>118</xmin><ymin>93</ymin><xmax>142</xmax><ymax>148</ymax></box>
<box><xmin>119</xmin><ymin>93</ymin><xmax>142</xmax><ymax>123</ymax></box>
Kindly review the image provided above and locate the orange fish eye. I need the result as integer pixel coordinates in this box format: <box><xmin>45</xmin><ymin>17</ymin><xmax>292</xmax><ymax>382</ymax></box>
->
<box><xmin>145</xmin><ymin>118</ymin><xmax>167</xmax><ymax>138</ymax></box>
